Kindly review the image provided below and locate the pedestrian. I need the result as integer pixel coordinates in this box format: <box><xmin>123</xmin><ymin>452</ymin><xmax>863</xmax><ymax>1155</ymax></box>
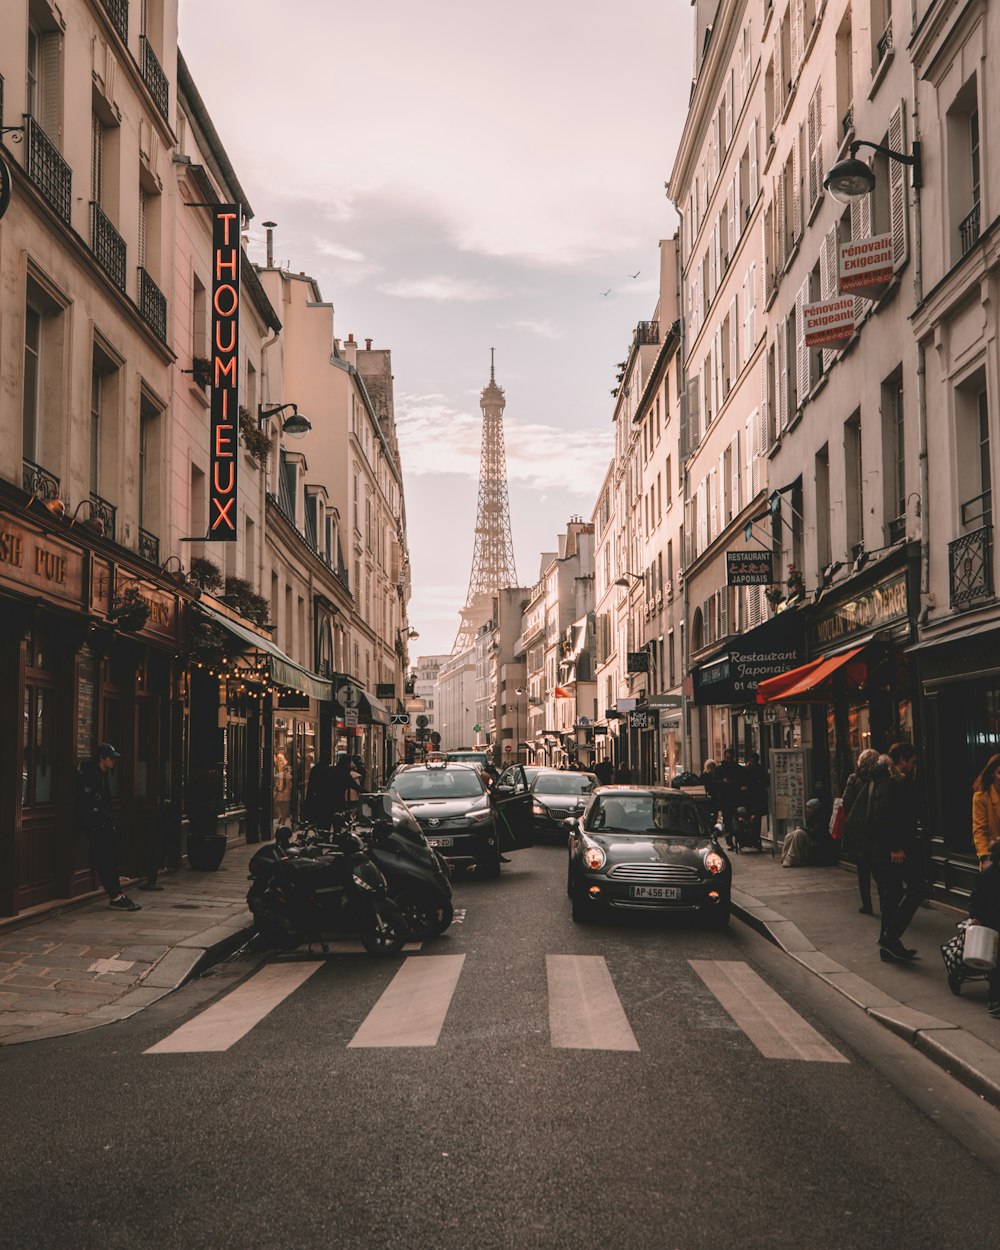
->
<box><xmin>742</xmin><ymin>750</ymin><xmax>769</xmax><ymax>842</ymax></box>
<box><xmin>352</xmin><ymin>754</ymin><xmax>369</xmax><ymax>792</ymax></box>
<box><xmin>76</xmin><ymin>744</ymin><xmax>141</xmax><ymax>911</ymax></box>
<box><xmin>967</xmin><ymin>837</ymin><xmax>1000</xmax><ymax>1018</ymax></box>
<box><xmin>594</xmin><ymin>758</ymin><xmax>614</xmax><ymax>786</ymax></box>
<box><xmin>972</xmin><ymin>754</ymin><xmax>1000</xmax><ymax>870</ymax></box>
<box><xmin>780</xmin><ymin>798</ymin><xmax>832</xmax><ymax>866</ymax></box>
<box><xmin>840</xmin><ymin>748</ymin><xmax>881</xmax><ymax>914</ymax></box>
<box><xmin>869</xmin><ymin>742</ymin><xmax>925</xmax><ymax>962</ymax></box>
<box><xmin>714</xmin><ymin>747</ymin><xmax>742</xmax><ymax>845</ymax></box>
<box><xmin>305</xmin><ymin>755</ymin><xmax>358</xmax><ymax>827</ymax></box>
<box><xmin>614</xmin><ymin>761</ymin><xmax>633</xmax><ymax>784</ymax></box>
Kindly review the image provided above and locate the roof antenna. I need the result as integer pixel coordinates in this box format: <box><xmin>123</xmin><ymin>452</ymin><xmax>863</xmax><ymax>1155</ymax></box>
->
<box><xmin>490</xmin><ymin>347</ymin><xmax>495</xmax><ymax>383</ymax></box>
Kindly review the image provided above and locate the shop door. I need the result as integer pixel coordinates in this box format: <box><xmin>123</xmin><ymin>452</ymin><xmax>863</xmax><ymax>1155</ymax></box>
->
<box><xmin>19</xmin><ymin>680</ymin><xmax>59</xmax><ymax>906</ymax></box>
<box><xmin>130</xmin><ymin>695</ymin><xmax>159</xmax><ymax>873</ymax></box>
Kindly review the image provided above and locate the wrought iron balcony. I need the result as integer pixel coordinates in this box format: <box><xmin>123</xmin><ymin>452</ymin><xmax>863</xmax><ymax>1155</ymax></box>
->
<box><xmin>139</xmin><ymin>36</ymin><xmax>169</xmax><ymax>120</ymax></box>
<box><xmin>137</xmin><ymin>266</ymin><xmax>167</xmax><ymax>342</ymax></box>
<box><xmin>87</xmin><ymin>492</ymin><xmax>117</xmax><ymax>541</ymax></box>
<box><xmin>841</xmin><ymin>103</ymin><xmax>854</xmax><ymax>138</ymax></box>
<box><xmin>634</xmin><ymin>321</ymin><xmax>660</xmax><ymax>347</ymax></box>
<box><xmin>949</xmin><ymin>524</ymin><xmax>994</xmax><ymax>608</ymax></box>
<box><xmin>876</xmin><ymin>18</ymin><xmax>893</xmax><ymax>64</ymax></box>
<box><xmin>99</xmin><ymin>0</ymin><xmax>128</xmax><ymax>44</ymax></box>
<box><xmin>90</xmin><ymin>202</ymin><xmax>126</xmax><ymax>291</ymax></box>
<box><xmin>22</xmin><ymin>457</ymin><xmax>60</xmax><ymax>504</ymax></box>
<box><xmin>24</xmin><ymin>114</ymin><xmax>72</xmax><ymax>224</ymax></box>
<box><xmin>887</xmin><ymin>515</ymin><xmax>906</xmax><ymax>545</ymax></box>
<box><xmin>138</xmin><ymin>527</ymin><xmax>159</xmax><ymax>564</ymax></box>
<box><xmin>960</xmin><ymin>202</ymin><xmax>981</xmax><ymax>257</ymax></box>
<box><xmin>961</xmin><ymin>489</ymin><xmax>992</xmax><ymax>528</ymax></box>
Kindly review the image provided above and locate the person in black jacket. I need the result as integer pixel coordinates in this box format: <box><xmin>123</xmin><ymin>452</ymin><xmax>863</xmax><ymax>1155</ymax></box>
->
<box><xmin>968</xmin><ymin>838</ymin><xmax>1000</xmax><ymax>1017</ymax></box>
<box><xmin>77</xmin><ymin>744</ymin><xmax>140</xmax><ymax>911</ymax></box>
<box><xmin>305</xmin><ymin>755</ymin><xmax>357</xmax><ymax>828</ymax></box>
<box><xmin>869</xmin><ymin>742</ymin><xmax>924</xmax><ymax>962</ymax></box>
<box><xmin>714</xmin><ymin>748</ymin><xmax>743</xmax><ymax>846</ymax></box>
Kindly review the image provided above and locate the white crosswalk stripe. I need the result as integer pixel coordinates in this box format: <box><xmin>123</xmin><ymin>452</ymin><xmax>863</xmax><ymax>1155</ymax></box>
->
<box><xmin>546</xmin><ymin>954</ymin><xmax>639</xmax><ymax>1051</ymax></box>
<box><xmin>145</xmin><ymin>960</ymin><xmax>324</xmax><ymax>1054</ymax></box>
<box><xmin>689</xmin><ymin>960</ymin><xmax>848</xmax><ymax>1062</ymax></box>
<box><xmin>348</xmin><ymin>955</ymin><xmax>465</xmax><ymax>1047</ymax></box>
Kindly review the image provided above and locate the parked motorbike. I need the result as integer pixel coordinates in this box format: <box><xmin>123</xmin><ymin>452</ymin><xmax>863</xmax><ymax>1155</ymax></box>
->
<box><xmin>359</xmin><ymin>793</ymin><xmax>454</xmax><ymax>939</ymax></box>
<box><xmin>248</xmin><ymin>826</ymin><xmax>409</xmax><ymax>956</ymax></box>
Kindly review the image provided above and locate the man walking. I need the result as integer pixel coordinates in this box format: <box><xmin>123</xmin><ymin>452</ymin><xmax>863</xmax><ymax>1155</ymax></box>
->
<box><xmin>871</xmin><ymin>742</ymin><xmax>924</xmax><ymax>961</ymax></box>
<box><xmin>77</xmin><ymin>743</ymin><xmax>141</xmax><ymax>911</ymax></box>
<box><xmin>714</xmin><ymin>747</ymin><xmax>743</xmax><ymax>848</ymax></box>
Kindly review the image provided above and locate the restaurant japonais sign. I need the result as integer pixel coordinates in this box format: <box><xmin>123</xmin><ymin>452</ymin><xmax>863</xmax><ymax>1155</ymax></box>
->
<box><xmin>209</xmin><ymin>205</ymin><xmax>241</xmax><ymax>542</ymax></box>
<box><xmin>727</xmin><ymin>550</ymin><xmax>773</xmax><ymax>586</ymax></box>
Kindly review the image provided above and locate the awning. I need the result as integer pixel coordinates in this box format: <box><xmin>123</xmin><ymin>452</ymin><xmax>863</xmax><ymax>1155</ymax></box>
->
<box><xmin>692</xmin><ymin>608</ymin><xmax>806</xmax><ymax>706</ymax></box>
<box><xmin>359</xmin><ymin>690</ymin><xmax>391</xmax><ymax>726</ymax></box>
<box><xmin>756</xmin><ymin>646</ymin><xmax>867</xmax><ymax>704</ymax></box>
<box><xmin>195</xmin><ymin>601</ymin><xmax>333</xmax><ymax>702</ymax></box>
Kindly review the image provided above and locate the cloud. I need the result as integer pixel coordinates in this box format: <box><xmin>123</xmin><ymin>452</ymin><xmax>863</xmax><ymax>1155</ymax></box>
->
<box><xmin>396</xmin><ymin>393</ymin><xmax>612</xmax><ymax>496</ymax></box>
<box><xmin>507</xmin><ymin>319</ymin><xmax>563</xmax><ymax>340</ymax></box>
<box><xmin>379</xmin><ymin>275</ymin><xmax>502</xmax><ymax>302</ymax></box>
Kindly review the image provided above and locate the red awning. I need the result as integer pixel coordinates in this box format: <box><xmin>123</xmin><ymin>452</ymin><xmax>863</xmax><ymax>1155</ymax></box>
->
<box><xmin>756</xmin><ymin>646</ymin><xmax>867</xmax><ymax>704</ymax></box>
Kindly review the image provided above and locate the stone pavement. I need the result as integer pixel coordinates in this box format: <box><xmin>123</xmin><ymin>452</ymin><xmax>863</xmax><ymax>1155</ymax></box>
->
<box><xmin>0</xmin><ymin>842</ymin><xmax>257</xmax><ymax>1046</ymax></box>
<box><xmin>729</xmin><ymin>847</ymin><xmax>1000</xmax><ymax>1107</ymax></box>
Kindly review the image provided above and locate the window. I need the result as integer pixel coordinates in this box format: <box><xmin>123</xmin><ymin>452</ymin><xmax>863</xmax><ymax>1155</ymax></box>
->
<box><xmin>91</xmin><ymin>113</ymin><xmax>104</xmax><ymax>206</ymax></box>
<box><xmin>845</xmin><ymin>410</ymin><xmax>863</xmax><ymax>555</ymax></box>
<box><xmin>22</xmin><ymin>274</ymin><xmax>66</xmax><ymax>472</ymax></box>
<box><xmin>27</xmin><ymin>5</ymin><xmax>62</xmax><ymax>144</ymax></box>
<box><xmin>90</xmin><ymin>366</ymin><xmax>102</xmax><ymax>495</ymax></box>
<box><xmin>955</xmin><ymin>372</ymin><xmax>992</xmax><ymax>530</ymax></box>
<box><xmin>881</xmin><ymin>369</ymin><xmax>905</xmax><ymax>541</ymax></box>
<box><xmin>23</xmin><ymin>305</ymin><xmax>42</xmax><ymax>464</ymax></box>
<box><xmin>138</xmin><ymin>394</ymin><xmax>160</xmax><ymax>536</ymax></box>
<box><xmin>947</xmin><ymin>76</ymin><xmax>982</xmax><ymax>260</ymax></box>
<box><xmin>816</xmin><ymin>445</ymin><xmax>831</xmax><ymax>570</ymax></box>
<box><xmin>836</xmin><ymin>8</ymin><xmax>854</xmax><ymax>141</ymax></box>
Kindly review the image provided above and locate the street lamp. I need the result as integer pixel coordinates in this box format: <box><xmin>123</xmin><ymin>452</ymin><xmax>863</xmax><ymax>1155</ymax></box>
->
<box><xmin>258</xmin><ymin>402</ymin><xmax>312</xmax><ymax>438</ymax></box>
<box><xmin>823</xmin><ymin>139</ymin><xmax>922</xmax><ymax>204</ymax></box>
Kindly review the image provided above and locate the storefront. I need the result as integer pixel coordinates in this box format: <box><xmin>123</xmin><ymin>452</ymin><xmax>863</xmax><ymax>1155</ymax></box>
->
<box><xmin>0</xmin><ymin>501</ymin><xmax>188</xmax><ymax>917</ymax></box>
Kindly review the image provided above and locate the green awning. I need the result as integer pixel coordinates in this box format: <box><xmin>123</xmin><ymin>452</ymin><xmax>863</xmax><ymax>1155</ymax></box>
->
<box><xmin>195</xmin><ymin>601</ymin><xmax>333</xmax><ymax>702</ymax></box>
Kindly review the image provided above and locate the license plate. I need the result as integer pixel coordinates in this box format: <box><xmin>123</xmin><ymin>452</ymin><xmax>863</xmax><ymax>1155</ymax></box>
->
<box><xmin>426</xmin><ymin>836</ymin><xmax>454</xmax><ymax>848</ymax></box>
<box><xmin>630</xmin><ymin>885</ymin><xmax>681</xmax><ymax>900</ymax></box>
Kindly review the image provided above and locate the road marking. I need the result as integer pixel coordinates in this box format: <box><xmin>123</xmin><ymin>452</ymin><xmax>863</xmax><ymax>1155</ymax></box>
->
<box><xmin>689</xmin><ymin>960</ymin><xmax>848</xmax><ymax>1063</ymax></box>
<box><xmin>144</xmin><ymin>961</ymin><xmax>324</xmax><ymax>1054</ymax></box>
<box><xmin>348</xmin><ymin>955</ymin><xmax>465</xmax><ymax>1048</ymax></box>
<box><xmin>546</xmin><ymin>954</ymin><xmax>639</xmax><ymax>1051</ymax></box>
<box><xmin>274</xmin><ymin>941</ymin><xmax>423</xmax><ymax>956</ymax></box>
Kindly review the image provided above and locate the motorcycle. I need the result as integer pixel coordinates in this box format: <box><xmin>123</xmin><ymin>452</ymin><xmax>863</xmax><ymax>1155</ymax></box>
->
<box><xmin>248</xmin><ymin>826</ymin><xmax>409</xmax><ymax>956</ymax></box>
<box><xmin>359</xmin><ymin>793</ymin><xmax>454</xmax><ymax>939</ymax></box>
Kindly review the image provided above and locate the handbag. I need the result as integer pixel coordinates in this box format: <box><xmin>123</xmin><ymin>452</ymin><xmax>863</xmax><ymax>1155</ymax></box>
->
<box><xmin>829</xmin><ymin>797</ymin><xmax>845</xmax><ymax>841</ymax></box>
<box><xmin>940</xmin><ymin>925</ymin><xmax>967</xmax><ymax>977</ymax></box>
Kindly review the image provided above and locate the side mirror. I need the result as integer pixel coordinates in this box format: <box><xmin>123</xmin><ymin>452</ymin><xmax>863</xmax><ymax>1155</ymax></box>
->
<box><xmin>495</xmin><ymin>783</ymin><xmax>514</xmax><ymax>796</ymax></box>
<box><xmin>562</xmin><ymin>817</ymin><xmax>578</xmax><ymax>831</ymax></box>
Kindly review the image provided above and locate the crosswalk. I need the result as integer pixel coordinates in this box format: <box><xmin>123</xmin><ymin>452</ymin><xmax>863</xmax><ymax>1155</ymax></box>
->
<box><xmin>145</xmin><ymin>954</ymin><xmax>847</xmax><ymax>1062</ymax></box>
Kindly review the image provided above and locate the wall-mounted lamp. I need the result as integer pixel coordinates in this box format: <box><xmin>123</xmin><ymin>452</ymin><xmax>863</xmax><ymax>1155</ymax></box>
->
<box><xmin>823</xmin><ymin>139</ymin><xmax>922</xmax><ymax>204</ymax></box>
<box><xmin>258</xmin><ymin>402</ymin><xmax>312</xmax><ymax>438</ymax></box>
<box><xmin>613</xmin><ymin>571</ymin><xmax>644</xmax><ymax>588</ymax></box>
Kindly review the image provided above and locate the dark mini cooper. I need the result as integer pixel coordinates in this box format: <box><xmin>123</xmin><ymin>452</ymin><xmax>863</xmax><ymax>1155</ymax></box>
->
<box><xmin>566</xmin><ymin>786</ymin><xmax>731</xmax><ymax>927</ymax></box>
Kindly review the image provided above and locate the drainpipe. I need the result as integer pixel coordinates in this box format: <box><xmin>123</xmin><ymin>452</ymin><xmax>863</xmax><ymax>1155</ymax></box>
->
<box><xmin>911</xmin><ymin>62</ymin><xmax>929</xmax><ymax>616</ymax></box>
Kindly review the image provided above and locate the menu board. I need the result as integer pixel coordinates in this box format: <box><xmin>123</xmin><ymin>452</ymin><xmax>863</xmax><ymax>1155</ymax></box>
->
<box><xmin>770</xmin><ymin>748</ymin><xmax>809</xmax><ymax>824</ymax></box>
<box><xmin>76</xmin><ymin>646</ymin><xmax>96</xmax><ymax>762</ymax></box>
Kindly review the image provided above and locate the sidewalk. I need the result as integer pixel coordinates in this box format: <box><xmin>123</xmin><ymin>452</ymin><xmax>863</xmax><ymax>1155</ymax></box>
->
<box><xmin>730</xmin><ymin>849</ymin><xmax>1000</xmax><ymax>1107</ymax></box>
<box><xmin>0</xmin><ymin>843</ymin><xmax>257</xmax><ymax>1047</ymax></box>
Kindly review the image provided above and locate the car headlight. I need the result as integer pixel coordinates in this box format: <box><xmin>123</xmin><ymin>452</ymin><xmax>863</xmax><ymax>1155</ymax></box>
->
<box><xmin>582</xmin><ymin>845</ymin><xmax>607</xmax><ymax>871</ymax></box>
<box><xmin>469</xmin><ymin>806</ymin><xmax>492</xmax><ymax>824</ymax></box>
<box><xmin>704</xmin><ymin>851</ymin><xmax>725</xmax><ymax>875</ymax></box>
<box><xmin>532</xmin><ymin>802</ymin><xmax>546</xmax><ymax>816</ymax></box>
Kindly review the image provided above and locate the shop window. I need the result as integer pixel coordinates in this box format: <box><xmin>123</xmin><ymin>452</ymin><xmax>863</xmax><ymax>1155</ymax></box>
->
<box><xmin>22</xmin><ymin>684</ymin><xmax>56</xmax><ymax>807</ymax></box>
<box><xmin>225</xmin><ymin>690</ymin><xmax>248</xmax><ymax>807</ymax></box>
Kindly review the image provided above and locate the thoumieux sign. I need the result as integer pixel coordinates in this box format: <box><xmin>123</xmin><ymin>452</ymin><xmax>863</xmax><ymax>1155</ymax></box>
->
<box><xmin>209</xmin><ymin>205</ymin><xmax>241</xmax><ymax>541</ymax></box>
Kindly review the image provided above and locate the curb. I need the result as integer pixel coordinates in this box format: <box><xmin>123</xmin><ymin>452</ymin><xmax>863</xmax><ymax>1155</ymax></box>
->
<box><xmin>731</xmin><ymin>889</ymin><xmax>1000</xmax><ymax>1109</ymax></box>
<box><xmin>2</xmin><ymin>916</ymin><xmax>257</xmax><ymax>1047</ymax></box>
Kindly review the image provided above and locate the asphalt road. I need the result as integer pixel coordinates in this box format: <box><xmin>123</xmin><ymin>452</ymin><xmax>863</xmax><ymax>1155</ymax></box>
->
<box><xmin>3</xmin><ymin>844</ymin><xmax>1000</xmax><ymax>1250</ymax></box>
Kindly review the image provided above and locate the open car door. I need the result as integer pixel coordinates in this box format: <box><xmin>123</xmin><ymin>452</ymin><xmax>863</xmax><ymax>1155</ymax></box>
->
<box><xmin>492</xmin><ymin>765</ymin><xmax>535</xmax><ymax>852</ymax></box>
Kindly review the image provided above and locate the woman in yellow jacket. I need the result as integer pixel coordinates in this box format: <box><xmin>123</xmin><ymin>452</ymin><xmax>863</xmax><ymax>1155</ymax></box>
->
<box><xmin>972</xmin><ymin>754</ymin><xmax>1000</xmax><ymax>868</ymax></box>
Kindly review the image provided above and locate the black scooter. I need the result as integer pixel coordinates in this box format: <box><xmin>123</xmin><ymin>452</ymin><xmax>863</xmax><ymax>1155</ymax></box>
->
<box><xmin>248</xmin><ymin>827</ymin><xmax>409</xmax><ymax>955</ymax></box>
<box><xmin>360</xmin><ymin>794</ymin><xmax>454</xmax><ymax>939</ymax></box>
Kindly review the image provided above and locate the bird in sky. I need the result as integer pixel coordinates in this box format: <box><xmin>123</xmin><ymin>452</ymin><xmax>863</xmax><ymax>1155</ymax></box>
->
<box><xmin>629</xmin><ymin>270</ymin><xmax>641</xmax><ymax>279</ymax></box>
<box><xmin>600</xmin><ymin>288</ymin><xmax>612</xmax><ymax>296</ymax></box>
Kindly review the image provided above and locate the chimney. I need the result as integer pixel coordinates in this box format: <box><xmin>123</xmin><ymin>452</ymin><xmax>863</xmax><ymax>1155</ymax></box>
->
<box><xmin>343</xmin><ymin>334</ymin><xmax>358</xmax><ymax>367</ymax></box>
<box><xmin>262</xmin><ymin>221</ymin><xmax>276</xmax><ymax>268</ymax></box>
<box><xmin>365</xmin><ymin>338</ymin><xmax>372</xmax><ymax>351</ymax></box>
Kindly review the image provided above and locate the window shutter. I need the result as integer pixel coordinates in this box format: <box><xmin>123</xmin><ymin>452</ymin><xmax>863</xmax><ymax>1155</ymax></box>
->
<box><xmin>774</xmin><ymin>33</ymin><xmax>784</xmax><ymax>117</ymax></box>
<box><xmin>790</xmin><ymin>4</ymin><xmax>801</xmax><ymax>78</ymax></box>
<box><xmin>734</xmin><ymin>168</ymin><xmax>742</xmax><ymax>241</ymax></box>
<box><xmin>757</xmin><ymin>400</ymin><xmax>767</xmax><ymax>491</ymax></box>
<box><xmin>796</xmin><ymin>280</ymin><xmax>810</xmax><ymax>401</ymax></box>
<box><xmin>742</xmin><ymin>24</ymin><xmax>752</xmax><ymax>107</ymax></box>
<box><xmin>39</xmin><ymin>32</ymin><xmax>63</xmax><ymax>145</ymax></box>
<box><xmin>718</xmin><ymin>587</ymin><xmax>729</xmax><ymax>638</ymax></box>
<box><xmin>711</xmin><ymin>220</ymin><xmax>720</xmax><ymax>297</ymax></box>
<box><xmin>776</xmin><ymin>324</ymin><xmax>788</xmax><ymax>431</ymax></box>
<box><xmin>807</xmin><ymin>82</ymin><xmax>822</xmax><ymax>207</ymax></box>
<box><xmin>747</xmin><ymin>262</ymin><xmax>757</xmax><ymax>352</ymax></box>
<box><xmin>749</xmin><ymin>118</ymin><xmax>759</xmax><ymax>206</ymax></box>
<box><xmin>888</xmin><ymin>102</ymin><xmax>908</xmax><ymax>267</ymax></box>
<box><xmin>759</xmin><ymin>354</ymin><xmax>770</xmax><ymax>462</ymax></box>
<box><xmin>777</xmin><ymin>170</ymin><xmax>787</xmax><ymax>269</ymax></box>
<box><xmin>820</xmin><ymin>224</ymin><xmax>839</xmax><ymax>369</ymax></box>
<box><xmin>91</xmin><ymin>114</ymin><xmax>104</xmax><ymax>205</ymax></box>
<box><xmin>138</xmin><ymin>187</ymin><xmax>147</xmax><ymax>269</ymax></box>
<box><xmin>850</xmin><ymin>196</ymin><xmax>871</xmax><ymax>321</ymax></box>
<box><xmin>731</xmin><ymin>431</ymin><xmax>741</xmax><ymax>514</ymax></box>
<box><xmin>793</xmin><ymin>125</ymin><xmax>804</xmax><ymax>240</ymax></box>
<box><xmin>697</xmin><ymin>480</ymin><xmax>708</xmax><ymax>554</ymax></box>
<box><xmin>726</xmin><ymin>70</ymin><xmax>734</xmax><ymax>149</ymax></box>
<box><xmin>727</xmin><ymin>180</ymin><xmax>736</xmax><ymax>256</ymax></box>
<box><xmin>730</xmin><ymin>293</ymin><xmax>739</xmax><ymax>382</ymax></box>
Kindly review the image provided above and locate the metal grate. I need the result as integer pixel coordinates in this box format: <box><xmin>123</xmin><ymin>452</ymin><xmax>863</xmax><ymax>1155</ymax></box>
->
<box><xmin>22</xmin><ymin>457</ymin><xmax>60</xmax><ymax>502</ymax></box>
<box><xmin>137</xmin><ymin>266</ymin><xmax>167</xmax><ymax>342</ymax></box>
<box><xmin>24</xmin><ymin>114</ymin><xmax>72</xmax><ymax>223</ymax></box>
<box><xmin>842</xmin><ymin>103</ymin><xmax>854</xmax><ymax>138</ymax></box>
<box><xmin>90</xmin><ymin>202</ymin><xmax>126</xmax><ymax>291</ymax></box>
<box><xmin>138</xmin><ymin>527</ymin><xmax>159</xmax><ymax>564</ymax></box>
<box><xmin>607</xmin><ymin>863</ymin><xmax>701</xmax><ymax>882</ymax></box>
<box><xmin>876</xmin><ymin>18</ymin><xmax>893</xmax><ymax>64</ymax></box>
<box><xmin>88</xmin><ymin>492</ymin><xmax>117</xmax><ymax>541</ymax></box>
<box><xmin>139</xmin><ymin>36</ymin><xmax>169</xmax><ymax>120</ymax></box>
<box><xmin>960</xmin><ymin>202</ymin><xmax>981</xmax><ymax>257</ymax></box>
<box><xmin>100</xmin><ymin>0</ymin><xmax>128</xmax><ymax>44</ymax></box>
<box><xmin>949</xmin><ymin>525</ymin><xmax>994</xmax><ymax>608</ymax></box>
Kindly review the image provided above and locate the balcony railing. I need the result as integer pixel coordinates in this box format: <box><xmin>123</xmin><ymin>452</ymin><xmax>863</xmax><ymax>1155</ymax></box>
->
<box><xmin>876</xmin><ymin>18</ymin><xmax>893</xmax><ymax>65</ymax></box>
<box><xmin>87</xmin><ymin>492</ymin><xmax>117</xmax><ymax>541</ymax></box>
<box><xmin>887</xmin><ymin>515</ymin><xmax>906</xmax><ymax>545</ymax></box>
<box><xmin>634</xmin><ymin>320</ymin><xmax>660</xmax><ymax>347</ymax></box>
<box><xmin>22</xmin><ymin>457</ymin><xmax>60</xmax><ymax>504</ymax></box>
<box><xmin>99</xmin><ymin>0</ymin><xmax>128</xmax><ymax>44</ymax></box>
<box><xmin>90</xmin><ymin>202</ymin><xmax>127</xmax><ymax>291</ymax></box>
<box><xmin>961</xmin><ymin>488</ymin><xmax>992</xmax><ymax>528</ymax></box>
<box><xmin>137</xmin><ymin>266</ymin><xmax>167</xmax><ymax>342</ymax></box>
<box><xmin>139</xmin><ymin>36</ymin><xmax>169</xmax><ymax>120</ymax></box>
<box><xmin>841</xmin><ymin>103</ymin><xmax>854</xmax><ymax>138</ymax></box>
<box><xmin>949</xmin><ymin>524</ymin><xmax>994</xmax><ymax>608</ymax></box>
<box><xmin>24</xmin><ymin>114</ymin><xmax>72</xmax><ymax>224</ymax></box>
<box><xmin>960</xmin><ymin>202</ymin><xmax>981</xmax><ymax>257</ymax></box>
<box><xmin>138</xmin><ymin>527</ymin><xmax>159</xmax><ymax>564</ymax></box>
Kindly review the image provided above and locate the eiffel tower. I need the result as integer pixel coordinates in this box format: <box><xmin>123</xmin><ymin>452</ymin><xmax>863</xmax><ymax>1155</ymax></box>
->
<box><xmin>453</xmin><ymin>351</ymin><xmax>518</xmax><ymax>653</ymax></box>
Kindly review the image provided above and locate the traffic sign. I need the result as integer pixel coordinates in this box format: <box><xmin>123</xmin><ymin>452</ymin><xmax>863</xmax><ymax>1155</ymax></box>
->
<box><xmin>390</xmin><ymin>712</ymin><xmax>410</xmax><ymax>726</ymax></box>
<box><xmin>416</xmin><ymin>714</ymin><xmax>429</xmax><ymax>728</ymax></box>
<box><xmin>473</xmin><ymin>723</ymin><xmax>481</xmax><ymax>733</ymax></box>
<box><xmin>504</xmin><ymin>744</ymin><xmax>512</xmax><ymax>753</ymax></box>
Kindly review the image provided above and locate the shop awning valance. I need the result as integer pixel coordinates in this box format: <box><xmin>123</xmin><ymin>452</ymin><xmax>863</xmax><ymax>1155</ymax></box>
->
<box><xmin>756</xmin><ymin>645</ymin><xmax>867</xmax><ymax>705</ymax></box>
<box><xmin>195</xmin><ymin>601</ymin><xmax>333</xmax><ymax>702</ymax></box>
<box><xmin>360</xmin><ymin>690</ymin><xmax>391</xmax><ymax>726</ymax></box>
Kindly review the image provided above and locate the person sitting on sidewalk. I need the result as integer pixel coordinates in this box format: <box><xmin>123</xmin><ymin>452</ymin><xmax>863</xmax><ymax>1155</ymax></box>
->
<box><xmin>781</xmin><ymin>799</ymin><xmax>828</xmax><ymax>867</ymax></box>
<box><xmin>968</xmin><ymin>837</ymin><xmax>1000</xmax><ymax>1019</ymax></box>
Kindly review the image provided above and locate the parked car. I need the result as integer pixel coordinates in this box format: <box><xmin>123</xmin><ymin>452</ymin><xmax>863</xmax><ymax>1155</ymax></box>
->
<box><xmin>565</xmin><ymin>786</ymin><xmax>731</xmax><ymax>927</ymax></box>
<box><xmin>386</xmin><ymin>760</ymin><xmax>534</xmax><ymax>876</ymax></box>
<box><xmin>526</xmin><ymin>768</ymin><xmax>598</xmax><ymax>841</ymax></box>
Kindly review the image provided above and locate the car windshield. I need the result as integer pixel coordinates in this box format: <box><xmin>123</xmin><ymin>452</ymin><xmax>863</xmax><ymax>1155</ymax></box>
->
<box><xmin>447</xmin><ymin>753</ymin><xmax>488</xmax><ymax>767</ymax></box>
<box><xmin>587</xmin><ymin>795</ymin><xmax>703</xmax><ymax>836</ymax></box>
<box><xmin>533</xmin><ymin>774</ymin><xmax>595</xmax><ymax>796</ymax></box>
<box><xmin>392</xmin><ymin>769</ymin><xmax>485</xmax><ymax>800</ymax></box>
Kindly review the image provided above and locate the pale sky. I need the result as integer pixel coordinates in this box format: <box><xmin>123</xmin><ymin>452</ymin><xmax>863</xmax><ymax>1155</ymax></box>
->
<box><xmin>178</xmin><ymin>0</ymin><xmax>694</xmax><ymax>658</ymax></box>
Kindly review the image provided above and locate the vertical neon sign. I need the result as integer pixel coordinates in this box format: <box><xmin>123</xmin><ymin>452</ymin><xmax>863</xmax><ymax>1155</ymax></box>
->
<box><xmin>209</xmin><ymin>204</ymin><xmax>240</xmax><ymax>540</ymax></box>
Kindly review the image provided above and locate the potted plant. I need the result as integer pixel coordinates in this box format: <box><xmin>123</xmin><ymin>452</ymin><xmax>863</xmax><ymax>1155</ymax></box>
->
<box><xmin>110</xmin><ymin>585</ymin><xmax>151</xmax><ymax>633</ymax></box>
<box><xmin>190</xmin><ymin>556</ymin><xmax>224</xmax><ymax>594</ymax></box>
<box><xmin>786</xmin><ymin>564</ymin><xmax>806</xmax><ymax>600</ymax></box>
<box><xmin>186</xmin><ymin>767</ymin><xmax>227</xmax><ymax>870</ymax></box>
